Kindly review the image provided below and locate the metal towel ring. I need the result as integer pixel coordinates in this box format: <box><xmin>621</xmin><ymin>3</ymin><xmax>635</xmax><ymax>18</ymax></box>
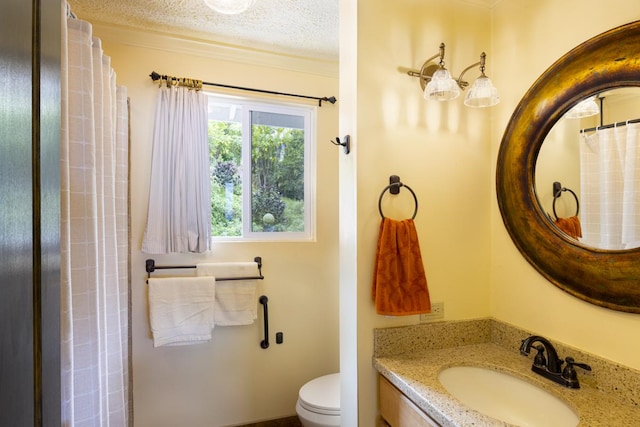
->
<box><xmin>552</xmin><ymin>187</ymin><xmax>580</xmax><ymax>220</ymax></box>
<box><xmin>378</xmin><ymin>182</ymin><xmax>418</xmax><ymax>219</ymax></box>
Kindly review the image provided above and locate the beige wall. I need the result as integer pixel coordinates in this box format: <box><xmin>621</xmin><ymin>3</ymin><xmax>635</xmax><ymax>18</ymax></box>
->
<box><xmin>94</xmin><ymin>27</ymin><xmax>340</xmax><ymax>426</ymax></box>
<box><xmin>344</xmin><ymin>0</ymin><xmax>640</xmax><ymax>425</ymax></box>
<box><xmin>90</xmin><ymin>0</ymin><xmax>640</xmax><ymax>425</ymax></box>
<box><xmin>490</xmin><ymin>0</ymin><xmax>640</xmax><ymax>371</ymax></box>
<box><xmin>343</xmin><ymin>0</ymin><xmax>494</xmax><ymax>425</ymax></box>
<box><xmin>338</xmin><ymin>0</ymin><xmax>359</xmax><ymax>426</ymax></box>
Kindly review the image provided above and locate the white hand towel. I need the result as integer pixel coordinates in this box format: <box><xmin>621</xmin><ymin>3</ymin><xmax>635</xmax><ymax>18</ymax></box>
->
<box><xmin>148</xmin><ymin>276</ymin><xmax>216</xmax><ymax>347</ymax></box>
<box><xmin>196</xmin><ymin>262</ymin><xmax>259</xmax><ymax>326</ymax></box>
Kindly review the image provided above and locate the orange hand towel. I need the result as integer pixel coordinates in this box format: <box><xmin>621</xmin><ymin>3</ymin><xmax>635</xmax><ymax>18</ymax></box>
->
<box><xmin>555</xmin><ymin>215</ymin><xmax>582</xmax><ymax>240</ymax></box>
<box><xmin>372</xmin><ymin>217</ymin><xmax>431</xmax><ymax>316</ymax></box>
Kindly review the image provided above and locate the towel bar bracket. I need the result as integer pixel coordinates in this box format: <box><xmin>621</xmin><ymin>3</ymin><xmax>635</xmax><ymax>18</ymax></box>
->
<box><xmin>146</xmin><ymin>258</ymin><xmax>154</xmax><ymax>273</ymax></box>
<box><xmin>389</xmin><ymin>175</ymin><xmax>401</xmax><ymax>195</ymax></box>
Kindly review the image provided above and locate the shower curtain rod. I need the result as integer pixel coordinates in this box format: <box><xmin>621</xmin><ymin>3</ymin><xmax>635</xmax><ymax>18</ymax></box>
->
<box><xmin>149</xmin><ymin>71</ymin><xmax>337</xmax><ymax>107</ymax></box>
<box><xmin>581</xmin><ymin>117</ymin><xmax>640</xmax><ymax>133</ymax></box>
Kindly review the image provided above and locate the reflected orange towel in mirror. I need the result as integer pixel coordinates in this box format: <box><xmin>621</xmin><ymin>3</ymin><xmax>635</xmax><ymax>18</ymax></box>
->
<box><xmin>372</xmin><ymin>218</ymin><xmax>431</xmax><ymax>316</ymax></box>
<box><xmin>555</xmin><ymin>215</ymin><xmax>582</xmax><ymax>240</ymax></box>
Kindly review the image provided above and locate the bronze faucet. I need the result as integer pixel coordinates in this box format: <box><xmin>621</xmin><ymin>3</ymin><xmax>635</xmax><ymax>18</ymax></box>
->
<box><xmin>520</xmin><ymin>335</ymin><xmax>592</xmax><ymax>389</ymax></box>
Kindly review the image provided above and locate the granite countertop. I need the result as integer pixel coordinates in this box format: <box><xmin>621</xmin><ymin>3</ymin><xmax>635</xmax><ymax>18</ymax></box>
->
<box><xmin>374</xmin><ymin>342</ymin><xmax>640</xmax><ymax>427</ymax></box>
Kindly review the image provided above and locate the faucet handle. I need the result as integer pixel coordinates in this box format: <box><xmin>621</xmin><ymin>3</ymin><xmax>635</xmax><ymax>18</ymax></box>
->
<box><xmin>562</xmin><ymin>357</ymin><xmax>592</xmax><ymax>382</ymax></box>
<box><xmin>565</xmin><ymin>357</ymin><xmax>591</xmax><ymax>371</ymax></box>
<box><xmin>532</xmin><ymin>344</ymin><xmax>547</xmax><ymax>367</ymax></box>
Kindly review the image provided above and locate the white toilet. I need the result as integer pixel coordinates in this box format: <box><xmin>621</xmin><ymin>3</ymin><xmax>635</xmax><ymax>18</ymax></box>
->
<box><xmin>296</xmin><ymin>373</ymin><xmax>340</xmax><ymax>427</ymax></box>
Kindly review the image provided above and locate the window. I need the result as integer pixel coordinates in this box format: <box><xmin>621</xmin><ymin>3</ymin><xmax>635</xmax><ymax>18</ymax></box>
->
<box><xmin>207</xmin><ymin>94</ymin><xmax>316</xmax><ymax>241</ymax></box>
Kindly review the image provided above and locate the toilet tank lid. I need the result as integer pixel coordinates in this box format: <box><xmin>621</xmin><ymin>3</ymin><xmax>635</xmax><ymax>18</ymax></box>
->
<box><xmin>299</xmin><ymin>373</ymin><xmax>340</xmax><ymax>412</ymax></box>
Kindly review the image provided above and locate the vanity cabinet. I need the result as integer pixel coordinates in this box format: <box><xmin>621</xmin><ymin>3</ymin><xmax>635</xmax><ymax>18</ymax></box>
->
<box><xmin>378</xmin><ymin>375</ymin><xmax>441</xmax><ymax>427</ymax></box>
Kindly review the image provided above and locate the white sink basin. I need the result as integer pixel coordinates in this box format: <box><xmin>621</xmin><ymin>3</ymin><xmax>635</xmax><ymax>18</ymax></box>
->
<box><xmin>438</xmin><ymin>366</ymin><xmax>579</xmax><ymax>427</ymax></box>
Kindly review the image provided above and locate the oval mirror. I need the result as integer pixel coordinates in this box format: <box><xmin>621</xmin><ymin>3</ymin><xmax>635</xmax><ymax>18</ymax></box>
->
<box><xmin>496</xmin><ymin>20</ymin><xmax>640</xmax><ymax>313</ymax></box>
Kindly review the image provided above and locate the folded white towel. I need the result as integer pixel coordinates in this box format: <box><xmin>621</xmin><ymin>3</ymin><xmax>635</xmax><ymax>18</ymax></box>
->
<box><xmin>196</xmin><ymin>262</ymin><xmax>259</xmax><ymax>326</ymax></box>
<box><xmin>148</xmin><ymin>276</ymin><xmax>216</xmax><ymax>347</ymax></box>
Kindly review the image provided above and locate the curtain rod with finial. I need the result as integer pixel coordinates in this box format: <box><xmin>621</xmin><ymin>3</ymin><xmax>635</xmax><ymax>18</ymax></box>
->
<box><xmin>149</xmin><ymin>71</ymin><xmax>337</xmax><ymax>107</ymax></box>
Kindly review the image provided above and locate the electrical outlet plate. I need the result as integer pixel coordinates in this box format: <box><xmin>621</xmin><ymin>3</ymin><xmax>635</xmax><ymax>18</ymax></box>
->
<box><xmin>420</xmin><ymin>302</ymin><xmax>444</xmax><ymax>322</ymax></box>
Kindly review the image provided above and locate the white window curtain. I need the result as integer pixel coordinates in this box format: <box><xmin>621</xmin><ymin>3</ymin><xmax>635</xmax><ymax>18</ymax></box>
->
<box><xmin>580</xmin><ymin>122</ymin><xmax>640</xmax><ymax>249</ymax></box>
<box><xmin>141</xmin><ymin>83</ymin><xmax>211</xmax><ymax>253</ymax></box>
<box><xmin>61</xmin><ymin>13</ymin><xmax>130</xmax><ymax>427</ymax></box>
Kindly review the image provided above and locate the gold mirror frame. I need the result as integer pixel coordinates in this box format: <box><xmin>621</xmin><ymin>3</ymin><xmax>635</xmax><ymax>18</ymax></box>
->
<box><xmin>496</xmin><ymin>20</ymin><xmax>640</xmax><ymax>313</ymax></box>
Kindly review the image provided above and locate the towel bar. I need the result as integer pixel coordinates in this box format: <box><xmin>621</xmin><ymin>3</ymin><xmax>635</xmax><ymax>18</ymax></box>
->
<box><xmin>378</xmin><ymin>175</ymin><xmax>418</xmax><ymax>219</ymax></box>
<box><xmin>145</xmin><ymin>257</ymin><xmax>264</xmax><ymax>282</ymax></box>
<box><xmin>552</xmin><ymin>181</ymin><xmax>579</xmax><ymax>220</ymax></box>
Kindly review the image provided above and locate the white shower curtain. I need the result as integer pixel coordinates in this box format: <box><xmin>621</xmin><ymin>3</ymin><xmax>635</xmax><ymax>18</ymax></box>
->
<box><xmin>61</xmin><ymin>14</ymin><xmax>130</xmax><ymax>427</ymax></box>
<box><xmin>141</xmin><ymin>83</ymin><xmax>211</xmax><ymax>253</ymax></box>
<box><xmin>580</xmin><ymin>123</ymin><xmax>640</xmax><ymax>249</ymax></box>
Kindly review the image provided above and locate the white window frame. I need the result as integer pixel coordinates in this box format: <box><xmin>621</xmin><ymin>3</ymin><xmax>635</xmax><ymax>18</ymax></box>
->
<box><xmin>206</xmin><ymin>93</ymin><xmax>317</xmax><ymax>242</ymax></box>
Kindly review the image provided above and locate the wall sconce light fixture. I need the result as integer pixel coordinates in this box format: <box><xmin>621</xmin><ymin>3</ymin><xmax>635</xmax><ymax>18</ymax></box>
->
<box><xmin>204</xmin><ymin>0</ymin><xmax>256</xmax><ymax>15</ymax></box>
<box><xmin>407</xmin><ymin>42</ymin><xmax>500</xmax><ymax>108</ymax></box>
<box><xmin>565</xmin><ymin>96</ymin><xmax>599</xmax><ymax>119</ymax></box>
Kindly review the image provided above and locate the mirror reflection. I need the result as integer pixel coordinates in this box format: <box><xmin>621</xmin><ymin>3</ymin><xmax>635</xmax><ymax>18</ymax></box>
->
<box><xmin>536</xmin><ymin>87</ymin><xmax>640</xmax><ymax>250</ymax></box>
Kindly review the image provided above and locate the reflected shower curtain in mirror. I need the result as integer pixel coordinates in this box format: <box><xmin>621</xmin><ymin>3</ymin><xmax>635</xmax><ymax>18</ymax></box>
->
<box><xmin>580</xmin><ymin>123</ymin><xmax>640</xmax><ymax>249</ymax></box>
<box><xmin>141</xmin><ymin>82</ymin><xmax>211</xmax><ymax>253</ymax></box>
<box><xmin>61</xmin><ymin>13</ymin><xmax>130</xmax><ymax>426</ymax></box>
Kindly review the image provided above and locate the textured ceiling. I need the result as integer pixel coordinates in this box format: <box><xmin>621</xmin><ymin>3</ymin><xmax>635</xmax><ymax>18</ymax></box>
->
<box><xmin>67</xmin><ymin>0</ymin><xmax>340</xmax><ymax>61</ymax></box>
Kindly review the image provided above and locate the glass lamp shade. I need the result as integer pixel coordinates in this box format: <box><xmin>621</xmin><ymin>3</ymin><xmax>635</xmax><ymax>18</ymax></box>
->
<box><xmin>204</xmin><ymin>0</ymin><xmax>256</xmax><ymax>15</ymax></box>
<box><xmin>424</xmin><ymin>68</ymin><xmax>460</xmax><ymax>101</ymax></box>
<box><xmin>565</xmin><ymin>97</ymin><xmax>599</xmax><ymax>119</ymax></box>
<box><xmin>464</xmin><ymin>75</ymin><xmax>500</xmax><ymax>108</ymax></box>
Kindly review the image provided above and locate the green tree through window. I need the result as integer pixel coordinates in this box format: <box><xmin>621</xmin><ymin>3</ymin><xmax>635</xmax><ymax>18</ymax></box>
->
<box><xmin>207</xmin><ymin>96</ymin><xmax>315</xmax><ymax>240</ymax></box>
